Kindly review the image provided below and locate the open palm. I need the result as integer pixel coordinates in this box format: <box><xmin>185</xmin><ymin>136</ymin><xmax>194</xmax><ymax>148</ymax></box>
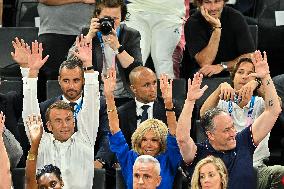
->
<box><xmin>27</xmin><ymin>40</ymin><xmax>49</xmax><ymax>71</ymax></box>
<box><xmin>26</xmin><ymin>114</ymin><xmax>43</xmax><ymax>144</ymax></box>
<box><xmin>102</xmin><ymin>66</ymin><xmax>116</xmax><ymax>98</ymax></box>
<box><xmin>11</xmin><ymin>37</ymin><xmax>30</xmax><ymax>67</ymax></box>
<box><xmin>187</xmin><ymin>73</ymin><xmax>208</xmax><ymax>101</ymax></box>
<box><xmin>160</xmin><ymin>74</ymin><xmax>173</xmax><ymax>108</ymax></box>
<box><xmin>249</xmin><ymin>51</ymin><xmax>270</xmax><ymax>79</ymax></box>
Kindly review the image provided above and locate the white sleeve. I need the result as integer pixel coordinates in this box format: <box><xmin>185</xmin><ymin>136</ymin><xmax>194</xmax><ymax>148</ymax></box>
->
<box><xmin>22</xmin><ymin>77</ymin><xmax>41</xmax><ymax>143</ymax></box>
<box><xmin>76</xmin><ymin>71</ymin><xmax>100</xmax><ymax>146</ymax></box>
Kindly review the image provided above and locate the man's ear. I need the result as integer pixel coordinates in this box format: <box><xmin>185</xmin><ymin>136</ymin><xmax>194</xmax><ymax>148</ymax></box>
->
<box><xmin>156</xmin><ymin>176</ymin><xmax>162</xmax><ymax>187</ymax></box>
<box><xmin>58</xmin><ymin>76</ymin><xmax>61</xmax><ymax>84</ymax></box>
<box><xmin>130</xmin><ymin>85</ymin><xmax>136</xmax><ymax>94</ymax></box>
<box><xmin>46</xmin><ymin>121</ymin><xmax>53</xmax><ymax>132</ymax></box>
<box><xmin>206</xmin><ymin>131</ymin><xmax>215</xmax><ymax>141</ymax></box>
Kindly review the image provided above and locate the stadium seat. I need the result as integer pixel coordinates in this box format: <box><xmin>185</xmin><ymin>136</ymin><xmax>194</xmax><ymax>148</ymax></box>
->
<box><xmin>93</xmin><ymin>168</ymin><xmax>106</xmax><ymax>189</ymax></box>
<box><xmin>46</xmin><ymin>80</ymin><xmax>61</xmax><ymax>99</ymax></box>
<box><xmin>15</xmin><ymin>0</ymin><xmax>39</xmax><ymax>27</ymax></box>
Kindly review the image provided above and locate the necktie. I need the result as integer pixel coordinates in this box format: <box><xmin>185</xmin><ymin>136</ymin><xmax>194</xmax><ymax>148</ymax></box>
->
<box><xmin>69</xmin><ymin>102</ymin><xmax>77</xmax><ymax>112</ymax></box>
<box><xmin>140</xmin><ymin>105</ymin><xmax>150</xmax><ymax>123</ymax></box>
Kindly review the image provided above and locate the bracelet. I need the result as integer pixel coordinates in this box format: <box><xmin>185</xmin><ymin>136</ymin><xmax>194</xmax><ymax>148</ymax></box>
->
<box><xmin>27</xmin><ymin>151</ymin><xmax>36</xmax><ymax>161</ymax></box>
<box><xmin>165</xmin><ymin>107</ymin><xmax>175</xmax><ymax>112</ymax></box>
<box><xmin>107</xmin><ymin>108</ymin><xmax>116</xmax><ymax>113</ymax></box>
<box><xmin>212</xmin><ymin>26</ymin><xmax>222</xmax><ymax>30</ymax></box>
<box><xmin>255</xmin><ymin>78</ymin><xmax>262</xmax><ymax>90</ymax></box>
<box><xmin>83</xmin><ymin>66</ymin><xmax>94</xmax><ymax>71</ymax></box>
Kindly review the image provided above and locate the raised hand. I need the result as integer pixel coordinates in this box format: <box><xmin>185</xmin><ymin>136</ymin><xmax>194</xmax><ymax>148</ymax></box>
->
<box><xmin>11</xmin><ymin>37</ymin><xmax>30</xmax><ymax>67</ymax></box>
<box><xmin>249</xmin><ymin>51</ymin><xmax>270</xmax><ymax>79</ymax></box>
<box><xmin>219</xmin><ymin>82</ymin><xmax>235</xmax><ymax>101</ymax></box>
<box><xmin>27</xmin><ymin>40</ymin><xmax>49</xmax><ymax>72</ymax></box>
<box><xmin>73</xmin><ymin>34</ymin><xmax>92</xmax><ymax>66</ymax></box>
<box><xmin>25</xmin><ymin>114</ymin><xmax>43</xmax><ymax>145</ymax></box>
<box><xmin>160</xmin><ymin>74</ymin><xmax>173</xmax><ymax>109</ymax></box>
<box><xmin>186</xmin><ymin>73</ymin><xmax>208</xmax><ymax>102</ymax></box>
<box><xmin>0</xmin><ymin>111</ymin><xmax>5</xmax><ymax>135</ymax></box>
<box><xmin>102</xmin><ymin>65</ymin><xmax>116</xmax><ymax>98</ymax></box>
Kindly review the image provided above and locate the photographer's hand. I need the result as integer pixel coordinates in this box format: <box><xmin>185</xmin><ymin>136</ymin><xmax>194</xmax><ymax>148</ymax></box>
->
<box><xmin>102</xmin><ymin>29</ymin><xmax>120</xmax><ymax>51</ymax></box>
<box><xmin>86</xmin><ymin>17</ymin><xmax>100</xmax><ymax>42</ymax></box>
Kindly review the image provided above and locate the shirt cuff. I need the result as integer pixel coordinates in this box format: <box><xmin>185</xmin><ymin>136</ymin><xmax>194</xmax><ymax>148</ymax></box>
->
<box><xmin>84</xmin><ymin>71</ymin><xmax>99</xmax><ymax>84</ymax></box>
<box><xmin>20</xmin><ymin>67</ymin><xmax>29</xmax><ymax>78</ymax></box>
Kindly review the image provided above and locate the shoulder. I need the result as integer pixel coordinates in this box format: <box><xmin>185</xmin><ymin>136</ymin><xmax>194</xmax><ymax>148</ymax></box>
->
<box><xmin>118</xmin><ymin>100</ymin><xmax>136</xmax><ymax>111</ymax></box>
<box><xmin>40</xmin><ymin>96</ymin><xmax>61</xmax><ymax>109</ymax></box>
<box><xmin>222</xmin><ymin>6</ymin><xmax>245</xmax><ymax>22</ymax></box>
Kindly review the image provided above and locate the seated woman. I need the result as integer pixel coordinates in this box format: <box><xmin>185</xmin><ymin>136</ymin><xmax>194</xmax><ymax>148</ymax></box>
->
<box><xmin>25</xmin><ymin>115</ymin><xmax>64</xmax><ymax>189</ymax></box>
<box><xmin>103</xmin><ymin>67</ymin><xmax>182</xmax><ymax>189</ymax></box>
<box><xmin>191</xmin><ymin>155</ymin><xmax>228</xmax><ymax>189</ymax></box>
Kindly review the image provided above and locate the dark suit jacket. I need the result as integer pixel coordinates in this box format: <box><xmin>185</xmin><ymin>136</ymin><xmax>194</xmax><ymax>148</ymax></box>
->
<box><xmin>0</xmin><ymin>92</ymin><xmax>23</xmax><ymax>142</ymax></box>
<box><xmin>39</xmin><ymin>95</ymin><xmax>110</xmax><ymax>158</ymax></box>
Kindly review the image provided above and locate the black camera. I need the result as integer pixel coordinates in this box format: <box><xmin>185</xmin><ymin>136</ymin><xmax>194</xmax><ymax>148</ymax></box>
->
<box><xmin>99</xmin><ymin>16</ymin><xmax>115</xmax><ymax>35</ymax></box>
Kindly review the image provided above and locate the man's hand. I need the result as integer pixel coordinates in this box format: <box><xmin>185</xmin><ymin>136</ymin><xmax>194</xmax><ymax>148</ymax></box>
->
<box><xmin>249</xmin><ymin>51</ymin><xmax>270</xmax><ymax>79</ymax></box>
<box><xmin>73</xmin><ymin>34</ymin><xmax>92</xmax><ymax>67</ymax></box>
<box><xmin>160</xmin><ymin>74</ymin><xmax>173</xmax><ymax>109</ymax></box>
<box><xmin>199</xmin><ymin>64</ymin><xmax>223</xmax><ymax>77</ymax></box>
<box><xmin>11</xmin><ymin>37</ymin><xmax>30</xmax><ymax>67</ymax></box>
<box><xmin>200</xmin><ymin>6</ymin><xmax>221</xmax><ymax>28</ymax></box>
<box><xmin>0</xmin><ymin>111</ymin><xmax>5</xmax><ymax>135</ymax></box>
<box><xmin>27</xmin><ymin>40</ymin><xmax>49</xmax><ymax>77</ymax></box>
<box><xmin>25</xmin><ymin>114</ymin><xmax>43</xmax><ymax>145</ymax></box>
<box><xmin>236</xmin><ymin>80</ymin><xmax>257</xmax><ymax>107</ymax></box>
<box><xmin>186</xmin><ymin>73</ymin><xmax>208</xmax><ymax>102</ymax></box>
<box><xmin>102</xmin><ymin>29</ymin><xmax>120</xmax><ymax>51</ymax></box>
<box><xmin>102</xmin><ymin>66</ymin><xmax>116</xmax><ymax>98</ymax></box>
<box><xmin>86</xmin><ymin>17</ymin><xmax>100</xmax><ymax>41</ymax></box>
<box><xmin>83</xmin><ymin>0</ymin><xmax>95</xmax><ymax>4</ymax></box>
<box><xmin>219</xmin><ymin>82</ymin><xmax>235</xmax><ymax>101</ymax></box>
<box><xmin>94</xmin><ymin>160</ymin><xmax>104</xmax><ymax>169</ymax></box>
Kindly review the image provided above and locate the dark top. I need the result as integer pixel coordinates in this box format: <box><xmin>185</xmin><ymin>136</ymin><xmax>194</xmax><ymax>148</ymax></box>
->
<box><xmin>185</xmin><ymin>126</ymin><xmax>257</xmax><ymax>189</ymax></box>
<box><xmin>185</xmin><ymin>6</ymin><xmax>255</xmax><ymax>76</ymax></box>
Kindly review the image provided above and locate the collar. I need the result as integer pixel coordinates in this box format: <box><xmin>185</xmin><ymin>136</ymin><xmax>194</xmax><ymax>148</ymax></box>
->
<box><xmin>62</xmin><ymin>95</ymin><xmax>83</xmax><ymax>105</ymax></box>
<box><xmin>135</xmin><ymin>98</ymin><xmax>154</xmax><ymax>110</ymax></box>
<box><xmin>52</xmin><ymin>134</ymin><xmax>75</xmax><ymax>146</ymax></box>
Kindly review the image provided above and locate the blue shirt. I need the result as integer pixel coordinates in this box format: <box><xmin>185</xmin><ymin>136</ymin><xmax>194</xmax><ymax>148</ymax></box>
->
<box><xmin>186</xmin><ymin>126</ymin><xmax>257</xmax><ymax>189</ymax></box>
<box><xmin>109</xmin><ymin>131</ymin><xmax>182</xmax><ymax>189</ymax></box>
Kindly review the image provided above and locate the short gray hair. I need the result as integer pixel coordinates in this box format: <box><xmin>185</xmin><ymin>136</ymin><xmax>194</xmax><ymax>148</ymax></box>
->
<box><xmin>201</xmin><ymin>107</ymin><xmax>225</xmax><ymax>132</ymax></box>
<box><xmin>134</xmin><ymin>155</ymin><xmax>161</xmax><ymax>175</ymax></box>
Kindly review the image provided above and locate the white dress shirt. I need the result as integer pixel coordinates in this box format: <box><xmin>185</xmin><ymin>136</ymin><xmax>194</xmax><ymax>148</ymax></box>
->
<box><xmin>135</xmin><ymin>99</ymin><xmax>154</xmax><ymax>126</ymax></box>
<box><xmin>22</xmin><ymin>72</ymin><xmax>100</xmax><ymax>189</ymax></box>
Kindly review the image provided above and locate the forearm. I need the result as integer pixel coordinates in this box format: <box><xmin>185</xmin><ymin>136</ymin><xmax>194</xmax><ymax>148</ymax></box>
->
<box><xmin>39</xmin><ymin>0</ymin><xmax>82</xmax><ymax>5</ymax></box>
<box><xmin>195</xmin><ymin>29</ymin><xmax>221</xmax><ymax>67</ymax></box>
<box><xmin>0</xmin><ymin>0</ymin><xmax>3</xmax><ymax>25</ymax></box>
<box><xmin>200</xmin><ymin>86</ymin><xmax>220</xmax><ymax>117</ymax></box>
<box><xmin>25</xmin><ymin>143</ymin><xmax>39</xmax><ymax>189</ymax></box>
<box><xmin>105</xmin><ymin>95</ymin><xmax>120</xmax><ymax>134</ymax></box>
<box><xmin>117</xmin><ymin>51</ymin><xmax>135</xmax><ymax>68</ymax></box>
<box><xmin>166</xmin><ymin>111</ymin><xmax>177</xmax><ymax>136</ymax></box>
<box><xmin>0</xmin><ymin>137</ymin><xmax>12</xmax><ymax>189</ymax></box>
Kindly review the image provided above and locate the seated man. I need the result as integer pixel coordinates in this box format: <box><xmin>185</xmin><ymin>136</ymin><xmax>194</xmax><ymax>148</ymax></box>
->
<box><xmin>185</xmin><ymin>0</ymin><xmax>255</xmax><ymax>78</ymax></box>
<box><xmin>133</xmin><ymin>155</ymin><xmax>162</xmax><ymax>189</ymax></box>
<box><xmin>200</xmin><ymin>57</ymin><xmax>284</xmax><ymax>188</ymax></box>
<box><xmin>22</xmin><ymin>40</ymin><xmax>100</xmax><ymax>188</ymax></box>
<box><xmin>68</xmin><ymin>0</ymin><xmax>143</xmax><ymax>107</ymax></box>
<box><xmin>176</xmin><ymin>51</ymin><xmax>281</xmax><ymax>188</ymax></box>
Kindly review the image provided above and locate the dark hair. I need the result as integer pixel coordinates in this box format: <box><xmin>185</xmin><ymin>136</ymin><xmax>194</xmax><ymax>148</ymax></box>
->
<box><xmin>194</xmin><ymin>0</ymin><xmax>229</xmax><ymax>7</ymax></box>
<box><xmin>58</xmin><ymin>59</ymin><xmax>84</xmax><ymax>77</ymax></box>
<box><xmin>201</xmin><ymin>107</ymin><xmax>224</xmax><ymax>133</ymax></box>
<box><xmin>230</xmin><ymin>57</ymin><xmax>254</xmax><ymax>87</ymax></box>
<box><xmin>94</xmin><ymin>0</ymin><xmax>128</xmax><ymax>21</ymax></box>
<box><xmin>45</xmin><ymin>101</ymin><xmax>73</xmax><ymax>122</ymax></box>
<box><xmin>36</xmin><ymin>164</ymin><xmax>62</xmax><ymax>182</ymax></box>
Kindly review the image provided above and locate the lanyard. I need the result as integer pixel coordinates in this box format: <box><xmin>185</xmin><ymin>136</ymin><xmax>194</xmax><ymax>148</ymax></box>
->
<box><xmin>228</xmin><ymin>96</ymin><xmax>255</xmax><ymax>126</ymax></box>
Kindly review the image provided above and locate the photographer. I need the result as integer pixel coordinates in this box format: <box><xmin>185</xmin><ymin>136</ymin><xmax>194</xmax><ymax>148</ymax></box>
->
<box><xmin>68</xmin><ymin>0</ymin><xmax>143</xmax><ymax>107</ymax></box>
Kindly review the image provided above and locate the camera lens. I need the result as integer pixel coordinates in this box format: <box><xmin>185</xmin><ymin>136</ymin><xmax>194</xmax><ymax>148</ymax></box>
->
<box><xmin>99</xmin><ymin>17</ymin><xmax>114</xmax><ymax>35</ymax></box>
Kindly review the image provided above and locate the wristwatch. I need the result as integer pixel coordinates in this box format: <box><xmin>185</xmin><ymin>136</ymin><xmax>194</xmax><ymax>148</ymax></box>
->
<box><xmin>114</xmin><ymin>45</ymin><xmax>124</xmax><ymax>55</ymax></box>
<box><xmin>220</xmin><ymin>62</ymin><xmax>228</xmax><ymax>71</ymax></box>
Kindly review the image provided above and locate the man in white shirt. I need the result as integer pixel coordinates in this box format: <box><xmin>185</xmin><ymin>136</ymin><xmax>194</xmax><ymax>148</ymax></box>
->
<box><xmin>22</xmin><ymin>39</ymin><xmax>100</xmax><ymax>189</ymax></box>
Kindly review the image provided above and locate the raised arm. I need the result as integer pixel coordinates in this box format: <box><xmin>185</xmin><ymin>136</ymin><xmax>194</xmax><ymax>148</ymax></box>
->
<box><xmin>250</xmin><ymin>51</ymin><xmax>281</xmax><ymax>145</ymax></box>
<box><xmin>160</xmin><ymin>74</ymin><xmax>176</xmax><ymax>136</ymax></box>
<box><xmin>176</xmin><ymin>73</ymin><xmax>208</xmax><ymax>164</ymax></box>
<box><xmin>22</xmin><ymin>40</ymin><xmax>49</xmax><ymax>143</ymax></box>
<box><xmin>73</xmin><ymin>35</ymin><xmax>100</xmax><ymax>145</ymax></box>
<box><xmin>103</xmin><ymin>66</ymin><xmax>120</xmax><ymax>134</ymax></box>
<box><xmin>39</xmin><ymin>0</ymin><xmax>95</xmax><ymax>6</ymax></box>
<box><xmin>25</xmin><ymin>115</ymin><xmax>43</xmax><ymax>189</ymax></box>
<box><xmin>0</xmin><ymin>112</ymin><xmax>12</xmax><ymax>189</ymax></box>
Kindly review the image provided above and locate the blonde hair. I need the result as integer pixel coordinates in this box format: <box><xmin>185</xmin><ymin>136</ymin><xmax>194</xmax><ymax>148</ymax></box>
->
<box><xmin>131</xmin><ymin>119</ymin><xmax>168</xmax><ymax>155</ymax></box>
<box><xmin>191</xmin><ymin>155</ymin><xmax>228</xmax><ymax>189</ymax></box>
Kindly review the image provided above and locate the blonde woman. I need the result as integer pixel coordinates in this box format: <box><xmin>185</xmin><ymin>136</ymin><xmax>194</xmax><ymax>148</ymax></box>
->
<box><xmin>103</xmin><ymin>66</ymin><xmax>182</xmax><ymax>189</ymax></box>
<box><xmin>191</xmin><ymin>155</ymin><xmax>228</xmax><ymax>189</ymax></box>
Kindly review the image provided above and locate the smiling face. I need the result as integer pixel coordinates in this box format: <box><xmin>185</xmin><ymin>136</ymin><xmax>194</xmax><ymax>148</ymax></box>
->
<box><xmin>207</xmin><ymin>112</ymin><xmax>237</xmax><ymax>151</ymax></box>
<box><xmin>199</xmin><ymin>163</ymin><xmax>222</xmax><ymax>189</ymax></box>
<box><xmin>140</xmin><ymin>130</ymin><xmax>161</xmax><ymax>157</ymax></box>
<box><xmin>47</xmin><ymin>108</ymin><xmax>75</xmax><ymax>142</ymax></box>
<box><xmin>37</xmin><ymin>173</ymin><xmax>63</xmax><ymax>189</ymax></box>
<box><xmin>202</xmin><ymin>0</ymin><xmax>225</xmax><ymax>19</ymax></box>
<box><xmin>233</xmin><ymin>62</ymin><xmax>255</xmax><ymax>91</ymax></box>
